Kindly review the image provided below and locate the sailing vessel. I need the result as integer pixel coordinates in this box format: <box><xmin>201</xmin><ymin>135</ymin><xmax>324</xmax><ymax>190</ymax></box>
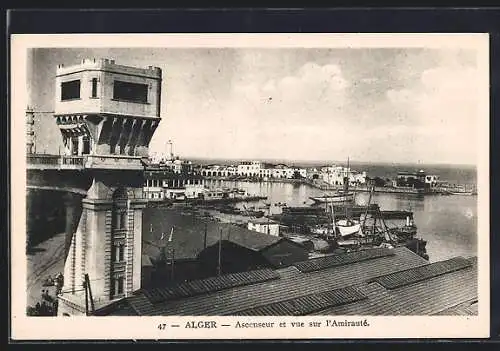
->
<box><xmin>309</xmin><ymin>191</ymin><xmax>355</xmax><ymax>204</ymax></box>
<box><xmin>328</xmin><ymin>159</ymin><xmax>364</xmax><ymax>244</ymax></box>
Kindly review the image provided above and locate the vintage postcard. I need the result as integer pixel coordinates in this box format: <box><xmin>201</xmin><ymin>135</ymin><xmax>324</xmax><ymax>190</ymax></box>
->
<box><xmin>10</xmin><ymin>33</ymin><xmax>490</xmax><ymax>340</ymax></box>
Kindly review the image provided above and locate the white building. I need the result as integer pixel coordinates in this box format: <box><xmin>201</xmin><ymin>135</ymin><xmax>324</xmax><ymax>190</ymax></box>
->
<box><xmin>425</xmin><ymin>174</ymin><xmax>440</xmax><ymax>188</ymax></box>
<box><xmin>202</xmin><ymin>161</ymin><xmax>307</xmax><ymax>180</ymax></box>
<box><xmin>144</xmin><ymin>178</ymin><xmax>165</xmax><ymax>200</ymax></box>
<box><xmin>200</xmin><ymin>164</ymin><xmax>238</xmax><ymax>177</ymax></box>
<box><xmin>321</xmin><ymin>165</ymin><xmax>367</xmax><ymax>186</ymax></box>
<box><xmin>185</xmin><ymin>184</ymin><xmax>205</xmax><ymax>199</ymax></box>
<box><xmin>237</xmin><ymin>161</ymin><xmax>262</xmax><ymax>177</ymax></box>
<box><xmin>247</xmin><ymin>218</ymin><xmax>280</xmax><ymax>236</ymax></box>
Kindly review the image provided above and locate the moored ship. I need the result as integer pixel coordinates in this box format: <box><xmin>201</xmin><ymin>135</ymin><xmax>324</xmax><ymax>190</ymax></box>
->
<box><xmin>309</xmin><ymin>191</ymin><xmax>355</xmax><ymax>204</ymax></box>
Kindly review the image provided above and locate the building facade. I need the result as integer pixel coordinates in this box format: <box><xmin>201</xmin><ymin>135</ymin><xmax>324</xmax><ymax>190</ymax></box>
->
<box><xmin>395</xmin><ymin>170</ymin><xmax>427</xmax><ymax>189</ymax></box>
<box><xmin>143</xmin><ymin>166</ymin><xmax>204</xmax><ymax>200</ymax></box>
<box><xmin>320</xmin><ymin>166</ymin><xmax>367</xmax><ymax>186</ymax></box>
<box><xmin>247</xmin><ymin>218</ymin><xmax>280</xmax><ymax>236</ymax></box>
<box><xmin>56</xmin><ymin>58</ymin><xmax>161</xmax><ymax>316</ymax></box>
<box><xmin>201</xmin><ymin>161</ymin><xmax>308</xmax><ymax>180</ymax></box>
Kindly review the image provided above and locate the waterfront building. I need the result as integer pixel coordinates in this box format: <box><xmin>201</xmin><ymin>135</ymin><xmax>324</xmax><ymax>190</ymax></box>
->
<box><xmin>200</xmin><ymin>164</ymin><xmax>237</xmax><ymax>178</ymax></box>
<box><xmin>237</xmin><ymin>160</ymin><xmax>262</xmax><ymax>177</ymax></box>
<box><xmin>201</xmin><ymin>160</ymin><xmax>307</xmax><ymax>180</ymax></box>
<box><xmin>396</xmin><ymin>170</ymin><xmax>427</xmax><ymax>189</ymax></box>
<box><xmin>425</xmin><ymin>174</ymin><xmax>440</xmax><ymax>188</ymax></box>
<box><xmin>247</xmin><ymin>218</ymin><xmax>280</xmax><ymax>236</ymax></box>
<box><xmin>320</xmin><ymin>165</ymin><xmax>367</xmax><ymax>186</ymax></box>
<box><xmin>143</xmin><ymin>166</ymin><xmax>203</xmax><ymax>200</ymax></box>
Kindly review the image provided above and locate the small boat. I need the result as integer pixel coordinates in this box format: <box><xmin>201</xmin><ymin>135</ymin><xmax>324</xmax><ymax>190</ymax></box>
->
<box><xmin>218</xmin><ymin>205</ymin><xmax>241</xmax><ymax>214</ymax></box>
<box><xmin>309</xmin><ymin>191</ymin><xmax>355</xmax><ymax>204</ymax></box>
<box><xmin>335</xmin><ymin>219</ymin><xmax>362</xmax><ymax>237</ymax></box>
<box><xmin>448</xmin><ymin>191</ymin><xmax>475</xmax><ymax>196</ymax></box>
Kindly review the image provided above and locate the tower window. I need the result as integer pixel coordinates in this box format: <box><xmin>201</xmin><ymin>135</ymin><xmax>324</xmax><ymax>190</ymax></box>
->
<box><xmin>112</xmin><ymin>244</ymin><xmax>125</xmax><ymax>262</ymax></box>
<box><xmin>113</xmin><ymin>80</ymin><xmax>148</xmax><ymax>103</ymax></box>
<box><xmin>110</xmin><ymin>276</ymin><xmax>124</xmax><ymax>298</ymax></box>
<box><xmin>61</xmin><ymin>80</ymin><xmax>81</xmax><ymax>100</ymax></box>
<box><xmin>91</xmin><ymin>78</ymin><xmax>98</xmax><ymax>98</ymax></box>
<box><xmin>113</xmin><ymin>211</ymin><xmax>127</xmax><ymax>230</ymax></box>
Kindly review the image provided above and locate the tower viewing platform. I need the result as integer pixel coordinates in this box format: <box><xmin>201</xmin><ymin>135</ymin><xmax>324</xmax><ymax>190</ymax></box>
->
<box><xmin>26</xmin><ymin>58</ymin><xmax>164</xmax><ymax>316</ymax></box>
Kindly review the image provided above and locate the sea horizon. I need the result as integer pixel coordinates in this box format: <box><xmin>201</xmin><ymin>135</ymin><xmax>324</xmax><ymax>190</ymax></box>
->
<box><xmin>177</xmin><ymin>156</ymin><xmax>477</xmax><ymax>185</ymax></box>
<box><xmin>180</xmin><ymin>156</ymin><xmax>476</xmax><ymax>169</ymax></box>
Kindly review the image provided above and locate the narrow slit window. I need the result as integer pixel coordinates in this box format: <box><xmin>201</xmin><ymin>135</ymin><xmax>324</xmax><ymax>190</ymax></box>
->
<box><xmin>91</xmin><ymin>78</ymin><xmax>98</xmax><ymax>98</ymax></box>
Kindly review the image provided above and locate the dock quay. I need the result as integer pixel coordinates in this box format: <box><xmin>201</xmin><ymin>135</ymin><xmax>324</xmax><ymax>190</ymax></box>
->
<box><xmin>146</xmin><ymin>195</ymin><xmax>267</xmax><ymax>207</ymax></box>
<box><xmin>189</xmin><ymin>195</ymin><xmax>267</xmax><ymax>204</ymax></box>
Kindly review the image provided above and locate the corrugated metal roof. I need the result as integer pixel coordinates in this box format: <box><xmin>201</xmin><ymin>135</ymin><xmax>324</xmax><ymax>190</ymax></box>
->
<box><xmin>311</xmin><ymin>258</ymin><xmax>477</xmax><ymax>316</ymax></box>
<box><xmin>433</xmin><ymin>299</ymin><xmax>478</xmax><ymax>316</ymax></box>
<box><xmin>126</xmin><ymin>295</ymin><xmax>155</xmax><ymax>316</ymax></box>
<box><xmin>140</xmin><ymin>268</ymin><xmax>280</xmax><ymax>304</ymax></box>
<box><xmin>373</xmin><ymin>256</ymin><xmax>472</xmax><ymax>290</ymax></box>
<box><xmin>234</xmin><ymin>285</ymin><xmax>367</xmax><ymax>316</ymax></box>
<box><xmin>103</xmin><ymin>248</ymin><xmax>476</xmax><ymax>316</ymax></box>
<box><xmin>139</xmin><ymin>246</ymin><xmax>427</xmax><ymax>316</ymax></box>
<box><xmin>293</xmin><ymin>247</ymin><xmax>395</xmax><ymax>273</ymax></box>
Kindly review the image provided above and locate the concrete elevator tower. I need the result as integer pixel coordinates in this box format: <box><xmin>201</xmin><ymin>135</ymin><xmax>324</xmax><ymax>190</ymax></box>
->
<box><xmin>55</xmin><ymin>59</ymin><xmax>162</xmax><ymax>315</ymax></box>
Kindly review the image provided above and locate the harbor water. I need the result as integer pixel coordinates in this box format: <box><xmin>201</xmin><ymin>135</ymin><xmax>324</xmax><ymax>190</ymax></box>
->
<box><xmin>205</xmin><ymin>179</ymin><xmax>478</xmax><ymax>263</ymax></box>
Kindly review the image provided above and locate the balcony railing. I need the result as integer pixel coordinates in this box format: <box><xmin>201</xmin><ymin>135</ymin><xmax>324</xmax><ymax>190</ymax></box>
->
<box><xmin>28</xmin><ymin>153</ymin><xmax>146</xmax><ymax>170</ymax></box>
<box><xmin>27</xmin><ymin>154</ymin><xmax>85</xmax><ymax>169</ymax></box>
<box><xmin>61</xmin><ymin>156</ymin><xmax>85</xmax><ymax>166</ymax></box>
<box><xmin>27</xmin><ymin>154</ymin><xmax>60</xmax><ymax>165</ymax></box>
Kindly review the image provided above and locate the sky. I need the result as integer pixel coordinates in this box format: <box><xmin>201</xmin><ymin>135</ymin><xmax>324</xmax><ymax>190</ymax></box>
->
<box><xmin>27</xmin><ymin>46</ymin><xmax>481</xmax><ymax>165</ymax></box>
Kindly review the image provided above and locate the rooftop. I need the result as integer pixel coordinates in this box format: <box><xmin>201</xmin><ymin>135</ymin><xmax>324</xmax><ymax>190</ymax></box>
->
<box><xmin>56</xmin><ymin>58</ymin><xmax>161</xmax><ymax>79</ymax></box>
<box><xmin>248</xmin><ymin>217</ymin><xmax>280</xmax><ymax>225</ymax></box>
<box><xmin>142</xmin><ymin>209</ymin><xmax>286</xmax><ymax>260</ymax></box>
<box><xmin>98</xmin><ymin>247</ymin><xmax>477</xmax><ymax>316</ymax></box>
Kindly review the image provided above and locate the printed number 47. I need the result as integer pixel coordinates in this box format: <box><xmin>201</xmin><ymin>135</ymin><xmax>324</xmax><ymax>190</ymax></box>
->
<box><xmin>158</xmin><ymin>324</ymin><xmax>167</xmax><ymax>330</ymax></box>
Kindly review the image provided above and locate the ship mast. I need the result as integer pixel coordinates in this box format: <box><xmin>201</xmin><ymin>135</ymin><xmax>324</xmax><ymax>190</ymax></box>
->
<box><xmin>344</xmin><ymin>157</ymin><xmax>350</xmax><ymax>222</ymax></box>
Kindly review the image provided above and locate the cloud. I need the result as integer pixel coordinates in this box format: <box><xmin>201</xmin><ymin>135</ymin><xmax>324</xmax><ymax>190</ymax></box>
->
<box><xmin>385</xmin><ymin>60</ymin><xmax>479</xmax><ymax>164</ymax></box>
<box><xmin>231</xmin><ymin>62</ymin><xmax>348</xmax><ymax>126</ymax></box>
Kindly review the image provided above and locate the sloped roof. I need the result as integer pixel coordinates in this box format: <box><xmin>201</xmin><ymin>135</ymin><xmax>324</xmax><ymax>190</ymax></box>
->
<box><xmin>310</xmin><ymin>257</ymin><xmax>477</xmax><ymax>316</ymax></box>
<box><xmin>248</xmin><ymin>217</ymin><xmax>279</xmax><ymax>225</ymax></box>
<box><xmin>101</xmin><ymin>246</ymin><xmax>477</xmax><ymax>317</ymax></box>
<box><xmin>142</xmin><ymin>208</ymin><xmax>283</xmax><ymax>260</ymax></box>
<box><xmin>225</xmin><ymin>231</ymin><xmax>282</xmax><ymax>251</ymax></box>
<box><xmin>433</xmin><ymin>299</ymin><xmax>478</xmax><ymax>316</ymax></box>
<box><xmin>110</xmin><ymin>246</ymin><xmax>428</xmax><ymax>316</ymax></box>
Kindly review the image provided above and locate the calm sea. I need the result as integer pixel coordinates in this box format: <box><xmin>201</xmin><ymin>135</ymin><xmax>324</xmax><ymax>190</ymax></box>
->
<box><xmin>205</xmin><ymin>178</ymin><xmax>478</xmax><ymax>263</ymax></box>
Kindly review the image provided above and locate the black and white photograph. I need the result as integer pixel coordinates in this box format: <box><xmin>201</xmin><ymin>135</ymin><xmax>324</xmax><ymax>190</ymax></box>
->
<box><xmin>10</xmin><ymin>33</ymin><xmax>490</xmax><ymax>339</ymax></box>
